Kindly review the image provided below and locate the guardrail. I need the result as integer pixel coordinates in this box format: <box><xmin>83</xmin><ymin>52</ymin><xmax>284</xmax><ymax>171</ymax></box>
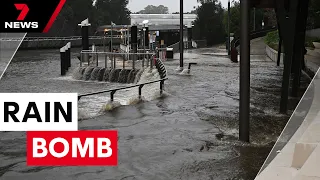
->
<box><xmin>0</xmin><ymin>36</ymin><xmax>122</xmax><ymax>42</ymax></box>
<box><xmin>231</xmin><ymin>27</ymin><xmax>277</xmax><ymax>48</ymax></box>
<box><xmin>167</xmin><ymin>40</ymin><xmax>205</xmax><ymax>53</ymax></box>
<box><xmin>78</xmin><ymin>78</ymin><xmax>168</xmax><ymax>101</ymax></box>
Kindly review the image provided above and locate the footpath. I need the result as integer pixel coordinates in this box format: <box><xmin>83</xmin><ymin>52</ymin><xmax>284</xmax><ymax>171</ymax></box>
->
<box><xmin>255</xmin><ymin>39</ymin><xmax>320</xmax><ymax>179</ymax></box>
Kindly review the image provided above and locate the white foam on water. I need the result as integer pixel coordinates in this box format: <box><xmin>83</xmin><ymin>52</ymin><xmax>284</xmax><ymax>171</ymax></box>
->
<box><xmin>78</xmin><ymin>67</ymin><xmax>163</xmax><ymax>118</ymax></box>
<box><xmin>180</xmin><ymin>69</ymin><xmax>191</xmax><ymax>76</ymax></box>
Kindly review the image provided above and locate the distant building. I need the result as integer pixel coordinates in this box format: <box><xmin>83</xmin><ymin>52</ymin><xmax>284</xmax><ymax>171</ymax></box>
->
<box><xmin>131</xmin><ymin>14</ymin><xmax>196</xmax><ymax>47</ymax></box>
<box><xmin>130</xmin><ymin>14</ymin><xmax>197</xmax><ymax>26</ymax></box>
<box><xmin>96</xmin><ymin>14</ymin><xmax>197</xmax><ymax>48</ymax></box>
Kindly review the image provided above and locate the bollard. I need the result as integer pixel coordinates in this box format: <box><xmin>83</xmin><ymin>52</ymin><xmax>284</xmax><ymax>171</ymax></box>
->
<box><xmin>160</xmin><ymin>80</ymin><xmax>164</xmax><ymax>95</ymax></box>
<box><xmin>139</xmin><ymin>85</ymin><xmax>144</xmax><ymax>100</ymax></box>
<box><xmin>78</xmin><ymin>18</ymin><xmax>91</xmax><ymax>63</ymax></box>
<box><xmin>60</xmin><ymin>46</ymin><xmax>66</xmax><ymax>76</ymax></box>
<box><xmin>67</xmin><ymin>42</ymin><xmax>71</xmax><ymax>68</ymax></box>
<box><xmin>65</xmin><ymin>45</ymin><xmax>69</xmax><ymax>71</ymax></box>
<box><xmin>65</xmin><ymin>43</ymin><xmax>71</xmax><ymax>70</ymax></box>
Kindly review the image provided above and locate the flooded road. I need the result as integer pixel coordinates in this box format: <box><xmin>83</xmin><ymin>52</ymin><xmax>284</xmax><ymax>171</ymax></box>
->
<box><xmin>0</xmin><ymin>46</ymin><xmax>310</xmax><ymax>179</ymax></box>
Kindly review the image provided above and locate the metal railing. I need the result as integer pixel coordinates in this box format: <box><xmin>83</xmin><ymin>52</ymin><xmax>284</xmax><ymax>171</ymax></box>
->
<box><xmin>78</xmin><ymin>78</ymin><xmax>168</xmax><ymax>101</ymax></box>
<box><xmin>167</xmin><ymin>41</ymin><xmax>196</xmax><ymax>53</ymax></box>
<box><xmin>80</xmin><ymin>50</ymin><xmax>156</xmax><ymax>70</ymax></box>
<box><xmin>0</xmin><ymin>36</ymin><xmax>122</xmax><ymax>42</ymax></box>
<box><xmin>231</xmin><ymin>27</ymin><xmax>277</xmax><ymax>48</ymax></box>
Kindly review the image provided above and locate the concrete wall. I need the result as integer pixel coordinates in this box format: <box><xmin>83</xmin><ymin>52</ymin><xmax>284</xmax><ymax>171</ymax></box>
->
<box><xmin>266</xmin><ymin>45</ymin><xmax>284</xmax><ymax>66</ymax></box>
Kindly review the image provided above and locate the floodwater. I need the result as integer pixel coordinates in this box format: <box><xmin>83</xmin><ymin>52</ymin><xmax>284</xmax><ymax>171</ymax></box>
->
<box><xmin>0</xmin><ymin>46</ymin><xmax>310</xmax><ymax>180</ymax></box>
<box><xmin>0</xmin><ymin>33</ymin><xmax>25</xmax><ymax>77</ymax></box>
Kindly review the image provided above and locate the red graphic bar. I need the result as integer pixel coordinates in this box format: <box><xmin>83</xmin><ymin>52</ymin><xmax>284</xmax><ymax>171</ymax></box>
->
<box><xmin>27</xmin><ymin>131</ymin><xmax>118</xmax><ymax>166</ymax></box>
<box><xmin>43</xmin><ymin>0</ymin><xmax>66</xmax><ymax>33</ymax></box>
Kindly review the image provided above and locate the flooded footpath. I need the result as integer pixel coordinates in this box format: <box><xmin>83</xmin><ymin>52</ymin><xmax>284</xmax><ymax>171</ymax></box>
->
<box><xmin>0</xmin><ymin>46</ymin><xmax>309</xmax><ymax>180</ymax></box>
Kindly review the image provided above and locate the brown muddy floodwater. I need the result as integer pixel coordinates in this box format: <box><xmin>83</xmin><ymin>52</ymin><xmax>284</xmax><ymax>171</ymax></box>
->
<box><xmin>0</xmin><ymin>47</ymin><xmax>309</xmax><ymax>180</ymax></box>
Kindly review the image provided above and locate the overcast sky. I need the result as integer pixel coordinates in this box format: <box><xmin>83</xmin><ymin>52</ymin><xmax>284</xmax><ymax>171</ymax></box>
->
<box><xmin>128</xmin><ymin>0</ymin><xmax>230</xmax><ymax>13</ymax></box>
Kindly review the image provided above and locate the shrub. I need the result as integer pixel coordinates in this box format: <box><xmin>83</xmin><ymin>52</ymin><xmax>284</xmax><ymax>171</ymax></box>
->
<box><xmin>265</xmin><ymin>30</ymin><xmax>320</xmax><ymax>50</ymax></box>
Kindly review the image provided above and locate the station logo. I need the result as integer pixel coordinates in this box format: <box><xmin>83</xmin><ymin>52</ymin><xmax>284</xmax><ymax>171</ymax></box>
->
<box><xmin>1</xmin><ymin>0</ymin><xmax>66</xmax><ymax>33</ymax></box>
<box><xmin>4</xmin><ymin>4</ymin><xmax>39</xmax><ymax>29</ymax></box>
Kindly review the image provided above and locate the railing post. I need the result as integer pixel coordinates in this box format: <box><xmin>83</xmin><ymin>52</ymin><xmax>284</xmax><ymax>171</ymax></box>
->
<box><xmin>132</xmin><ymin>54</ymin><xmax>135</xmax><ymax>70</ymax></box>
<box><xmin>80</xmin><ymin>52</ymin><xmax>83</xmax><ymax>67</ymax></box>
<box><xmin>147</xmin><ymin>53</ymin><xmax>149</xmax><ymax>67</ymax></box>
<box><xmin>160</xmin><ymin>80</ymin><xmax>164</xmax><ymax>95</ymax></box>
<box><xmin>142</xmin><ymin>53</ymin><xmax>145</xmax><ymax>69</ymax></box>
<box><xmin>110</xmin><ymin>90</ymin><xmax>116</xmax><ymax>102</ymax></box>
<box><xmin>95</xmin><ymin>45</ymin><xmax>99</xmax><ymax>67</ymax></box>
<box><xmin>139</xmin><ymin>84</ymin><xmax>144</xmax><ymax>99</ymax></box>
<box><xmin>113</xmin><ymin>51</ymin><xmax>116</xmax><ymax>69</ymax></box>
<box><xmin>104</xmin><ymin>35</ymin><xmax>107</xmax><ymax>68</ymax></box>
<box><xmin>87</xmin><ymin>52</ymin><xmax>90</xmax><ymax>67</ymax></box>
<box><xmin>123</xmin><ymin>57</ymin><xmax>125</xmax><ymax>69</ymax></box>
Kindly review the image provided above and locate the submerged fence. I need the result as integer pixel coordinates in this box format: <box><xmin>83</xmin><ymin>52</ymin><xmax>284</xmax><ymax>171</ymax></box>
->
<box><xmin>78</xmin><ymin>78</ymin><xmax>168</xmax><ymax>101</ymax></box>
<box><xmin>79</xmin><ymin>50</ymin><xmax>156</xmax><ymax>70</ymax></box>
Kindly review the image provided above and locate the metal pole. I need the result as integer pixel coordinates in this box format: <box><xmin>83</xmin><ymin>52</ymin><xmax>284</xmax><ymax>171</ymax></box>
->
<box><xmin>104</xmin><ymin>32</ymin><xmax>107</xmax><ymax>68</ymax></box>
<box><xmin>180</xmin><ymin>0</ymin><xmax>184</xmax><ymax>69</ymax></box>
<box><xmin>111</xmin><ymin>22</ymin><xmax>114</xmax><ymax>69</ymax></box>
<box><xmin>128</xmin><ymin>27</ymin><xmax>130</xmax><ymax>61</ymax></box>
<box><xmin>143</xmin><ymin>27</ymin><xmax>146</xmax><ymax>68</ymax></box>
<box><xmin>253</xmin><ymin>8</ymin><xmax>256</xmax><ymax>31</ymax></box>
<box><xmin>113</xmin><ymin>51</ymin><xmax>116</xmax><ymax>69</ymax></box>
<box><xmin>277</xmin><ymin>36</ymin><xmax>282</xmax><ymax>66</ymax></box>
<box><xmin>111</xmin><ymin>22</ymin><xmax>113</xmax><ymax>53</ymax></box>
<box><xmin>228</xmin><ymin>0</ymin><xmax>231</xmax><ymax>55</ymax></box>
<box><xmin>60</xmin><ymin>46</ymin><xmax>66</xmax><ymax>76</ymax></box>
<box><xmin>239</xmin><ymin>0</ymin><xmax>250</xmax><ymax>143</ymax></box>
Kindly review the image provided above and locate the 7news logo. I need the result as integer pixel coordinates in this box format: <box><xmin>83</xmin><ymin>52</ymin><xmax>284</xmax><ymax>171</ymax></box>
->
<box><xmin>4</xmin><ymin>4</ymin><xmax>39</xmax><ymax>29</ymax></box>
<box><xmin>1</xmin><ymin>0</ymin><xmax>66</xmax><ymax>33</ymax></box>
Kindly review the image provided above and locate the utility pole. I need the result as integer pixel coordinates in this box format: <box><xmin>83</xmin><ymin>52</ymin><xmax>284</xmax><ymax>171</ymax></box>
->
<box><xmin>239</xmin><ymin>0</ymin><xmax>250</xmax><ymax>143</ymax></box>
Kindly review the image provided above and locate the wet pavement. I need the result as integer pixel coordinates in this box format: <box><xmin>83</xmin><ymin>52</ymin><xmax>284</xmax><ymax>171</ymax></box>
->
<box><xmin>0</xmin><ymin>45</ymin><xmax>310</xmax><ymax>179</ymax></box>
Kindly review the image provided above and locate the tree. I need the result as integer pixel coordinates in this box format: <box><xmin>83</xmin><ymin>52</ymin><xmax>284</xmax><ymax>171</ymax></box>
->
<box><xmin>223</xmin><ymin>1</ymin><xmax>240</xmax><ymax>37</ymax></box>
<box><xmin>93</xmin><ymin>0</ymin><xmax>131</xmax><ymax>26</ymax></box>
<box><xmin>222</xmin><ymin>1</ymin><xmax>265</xmax><ymax>39</ymax></box>
<box><xmin>307</xmin><ymin>0</ymin><xmax>320</xmax><ymax>29</ymax></box>
<box><xmin>37</xmin><ymin>0</ymin><xmax>130</xmax><ymax>36</ymax></box>
<box><xmin>138</xmin><ymin>5</ymin><xmax>169</xmax><ymax>14</ymax></box>
<box><xmin>193</xmin><ymin>0</ymin><xmax>225</xmax><ymax>46</ymax></box>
